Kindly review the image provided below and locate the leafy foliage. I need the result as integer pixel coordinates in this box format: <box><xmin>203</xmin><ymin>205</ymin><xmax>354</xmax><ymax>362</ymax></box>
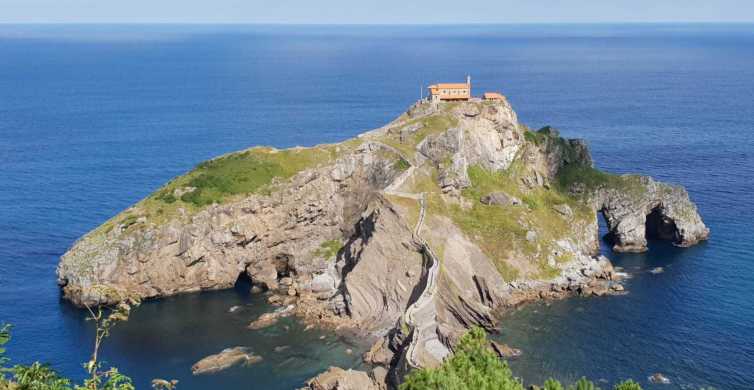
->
<box><xmin>400</xmin><ymin>327</ymin><xmax>524</xmax><ymax>390</ymax></box>
<box><xmin>0</xmin><ymin>296</ymin><xmax>174</xmax><ymax>390</ymax></box>
<box><xmin>613</xmin><ymin>380</ymin><xmax>642</xmax><ymax>390</ymax></box>
<box><xmin>543</xmin><ymin>378</ymin><xmax>564</xmax><ymax>390</ymax></box>
<box><xmin>0</xmin><ymin>324</ymin><xmax>10</xmax><ymax>371</ymax></box>
<box><xmin>401</xmin><ymin>328</ymin><xmax>649</xmax><ymax>390</ymax></box>
<box><xmin>395</xmin><ymin>158</ymin><xmax>412</xmax><ymax>172</ymax></box>
<box><xmin>12</xmin><ymin>363</ymin><xmax>71</xmax><ymax>390</ymax></box>
<box><xmin>78</xmin><ymin>368</ymin><xmax>134</xmax><ymax>390</ymax></box>
<box><xmin>568</xmin><ymin>377</ymin><xmax>598</xmax><ymax>390</ymax></box>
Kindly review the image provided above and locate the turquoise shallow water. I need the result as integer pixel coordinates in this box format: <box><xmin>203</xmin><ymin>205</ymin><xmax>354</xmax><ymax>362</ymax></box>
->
<box><xmin>0</xmin><ymin>24</ymin><xmax>753</xmax><ymax>389</ymax></box>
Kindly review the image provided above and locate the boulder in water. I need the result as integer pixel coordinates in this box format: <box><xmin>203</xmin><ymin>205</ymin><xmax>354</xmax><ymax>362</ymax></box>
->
<box><xmin>490</xmin><ymin>341</ymin><xmax>522</xmax><ymax>359</ymax></box>
<box><xmin>191</xmin><ymin>347</ymin><xmax>261</xmax><ymax>375</ymax></box>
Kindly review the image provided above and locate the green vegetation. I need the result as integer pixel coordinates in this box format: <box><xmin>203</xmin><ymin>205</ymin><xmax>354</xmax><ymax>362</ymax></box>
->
<box><xmin>400</xmin><ymin>327</ymin><xmax>524</xmax><ymax>390</ymax></box>
<box><xmin>556</xmin><ymin>165</ymin><xmax>646</xmax><ymax>198</ymax></box>
<box><xmin>0</xmin><ymin>298</ymin><xmax>178</xmax><ymax>390</ymax></box>
<box><xmin>376</xmin><ymin>113</ymin><xmax>459</xmax><ymax>159</ymax></box>
<box><xmin>161</xmin><ymin>146</ymin><xmax>339</xmax><ymax>207</ymax></box>
<box><xmin>0</xmin><ymin>324</ymin><xmax>8</xmax><ymax>370</ymax></box>
<box><xmin>395</xmin><ymin>158</ymin><xmax>412</xmax><ymax>172</ymax></box>
<box><xmin>312</xmin><ymin>239</ymin><xmax>343</xmax><ymax>261</ymax></box>
<box><xmin>522</xmin><ymin>126</ymin><xmax>587</xmax><ymax>168</ymax></box>
<box><xmin>402</xmin><ymin>327</ymin><xmax>650</xmax><ymax>390</ymax></box>
<box><xmin>612</xmin><ymin>380</ymin><xmax>643</xmax><ymax>390</ymax></box>
<box><xmin>523</xmin><ymin>129</ymin><xmax>548</xmax><ymax>146</ymax></box>
<box><xmin>93</xmin><ymin>141</ymin><xmax>365</xmax><ymax>237</ymax></box>
<box><xmin>445</xmin><ymin>163</ymin><xmax>591</xmax><ymax>280</ymax></box>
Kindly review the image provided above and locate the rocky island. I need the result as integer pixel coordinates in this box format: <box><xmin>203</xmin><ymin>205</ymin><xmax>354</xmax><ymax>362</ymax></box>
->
<box><xmin>57</xmin><ymin>98</ymin><xmax>708</xmax><ymax>388</ymax></box>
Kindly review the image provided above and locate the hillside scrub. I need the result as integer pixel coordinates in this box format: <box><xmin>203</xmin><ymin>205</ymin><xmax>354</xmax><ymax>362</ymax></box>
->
<box><xmin>556</xmin><ymin>164</ymin><xmax>646</xmax><ymax>198</ymax></box>
<box><xmin>417</xmin><ymin>160</ymin><xmax>593</xmax><ymax>281</ymax></box>
<box><xmin>0</xmin><ymin>297</ymin><xmax>157</xmax><ymax>390</ymax></box>
<box><xmin>155</xmin><ymin>146</ymin><xmax>340</xmax><ymax>207</ymax></box>
<box><xmin>94</xmin><ymin>142</ymin><xmax>363</xmax><ymax>237</ymax></box>
<box><xmin>402</xmin><ymin>327</ymin><xmax>649</xmax><ymax>390</ymax></box>
<box><xmin>375</xmin><ymin>113</ymin><xmax>459</xmax><ymax>160</ymax></box>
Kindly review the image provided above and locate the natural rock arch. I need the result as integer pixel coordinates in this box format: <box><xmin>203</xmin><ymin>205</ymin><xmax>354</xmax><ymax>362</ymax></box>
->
<box><xmin>600</xmin><ymin>204</ymin><xmax>682</xmax><ymax>253</ymax></box>
<box><xmin>597</xmin><ymin>178</ymin><xmax>708</xmax><ymax>253</ymax></box>
<box><xmin>645</xmin><ymin>206</ymin><xmax>680</xmax><ymax>242</ymax></box>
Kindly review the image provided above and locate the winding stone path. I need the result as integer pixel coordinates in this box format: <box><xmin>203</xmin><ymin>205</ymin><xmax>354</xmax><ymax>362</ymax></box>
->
<box><xmin>384</xmin><ymin>170</ymin><xmax>449</xmax><ymax>369</ymax></box>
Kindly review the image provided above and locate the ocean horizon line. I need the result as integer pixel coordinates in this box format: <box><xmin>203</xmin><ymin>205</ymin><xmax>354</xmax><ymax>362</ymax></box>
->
<box><xmin>1</xmin><ymin>21</ymin><xmax>753</xmax><ymax>26</ymax></box>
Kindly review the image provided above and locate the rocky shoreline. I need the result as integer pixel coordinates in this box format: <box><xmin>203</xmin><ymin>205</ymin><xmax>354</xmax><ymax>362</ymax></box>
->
<box><xmin>57</xmin><ymin>98</ymin><xmax>708</xmax><ymax>389</ymax></box>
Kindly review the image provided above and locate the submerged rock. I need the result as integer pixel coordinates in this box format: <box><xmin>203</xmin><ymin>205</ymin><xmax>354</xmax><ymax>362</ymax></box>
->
<box><xmin>191</xmin><ymin>347</ymin><xmax>261</xmax><ymax>375</ymax></box>
<box><xmin>248</xmin><ymin>305</ymin><xmax>295</xmax><ymax>330</ymax></box>
<box><xmin>649</xmin><ymin>372</ymin><xmax>671</xmax><ymax>384</ymax></box>
<box><xmin>151</xmin><ymin>379</ymin><xmax>179</xmax><ymax>389</ymax></box>
<box><xmin>649</xmin><ymin>267</ymin><xmax>664</xmax><ymax>275</ymax></box>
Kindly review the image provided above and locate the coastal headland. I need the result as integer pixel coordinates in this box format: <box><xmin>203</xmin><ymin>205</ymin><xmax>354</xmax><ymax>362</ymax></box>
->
<box><xmin>57</xmin><ymin>98</ymin><xmax>709</xmax><ymax>388</ymax></box>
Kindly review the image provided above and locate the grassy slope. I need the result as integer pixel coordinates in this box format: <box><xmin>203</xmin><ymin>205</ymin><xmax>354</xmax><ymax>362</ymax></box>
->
<box><xmin>556</xmin><ymin>164</ymin><xmax>647</xmax><ymax>198</ymax></box>
<box><xmin>398</xmin><ymin>123</ymin><xmax>600</xmax><ymax>281</ymax></box>
<box><xmin>372</xmin><ymin>107</ymin><xmax>460</xmax><ymax>160</ymax></box>
<box><xmin>410</xmin><ymin>161</ymin><xmax>593</xmax><ymax>281</ymax></box>
<box><xmin>93</xmin><ymin>139</ymin><xmax>365</xmax><ymax>238</ymax></box>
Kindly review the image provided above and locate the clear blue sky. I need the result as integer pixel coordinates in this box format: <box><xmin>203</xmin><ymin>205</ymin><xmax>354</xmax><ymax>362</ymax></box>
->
<box><xmin>1</xmin><ymin>0</ymin><xmax>752</xmax><ymax>23</ymax></box>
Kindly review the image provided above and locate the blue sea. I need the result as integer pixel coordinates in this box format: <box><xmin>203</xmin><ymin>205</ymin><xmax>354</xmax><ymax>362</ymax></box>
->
<box><xmin>1</xmin><ymin>24</ymin><xmax>752</xmax><ymax>389</ymax></box>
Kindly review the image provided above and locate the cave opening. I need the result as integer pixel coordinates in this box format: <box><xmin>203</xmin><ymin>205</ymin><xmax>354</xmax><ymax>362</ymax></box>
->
<box><xmin>645</xmin><ymin>207</ymin><xmax>680</xmax><ymax>242</ymax></box>
<box><xmin>233</xmin><ymin>271</ymin><xmax>253</xmax><ymax>295</ymax></box>
<box><xmin>598</xmin><ymin>210</ymin><xmax>617</xmax><ymax>251</ymax></box>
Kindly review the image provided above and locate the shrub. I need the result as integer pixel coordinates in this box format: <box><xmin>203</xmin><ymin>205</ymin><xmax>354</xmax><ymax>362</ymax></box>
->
<box><xmin>544</xmin><ymin>378</ymin><xmax>565</xmax><ymax>390</ymax></box>
<box><xmin>568</xmin><ymin>377</ymin><xmax>598</xmax><ymax>390</ymax></box>
<box><xmin>0</xmin><ymin>298</ymin><xmax>151</xmax><ymax>390</ymax></box>
<box><xmin>13</xmin><ymin>362</ymin><xmax>71</xmax><ymax>390</ymax></box>
<box><xmin>613</xmin><ymin>380</ymin><xmax>642</xmax><ymax>390</ymax></box>
<box><xmin>0</xmin><ymin>324</ymin><xmax>9</xmax><ymax>370</ymax></box>
<box><xmin>395</xmin><ymin>158</ymin><xmax>411</xmax><ymax>172</ymax></box>
<box><xmin>400</xmin><ymin>327</ymin><xmax>524</xmax><ymax>390</ymax></box>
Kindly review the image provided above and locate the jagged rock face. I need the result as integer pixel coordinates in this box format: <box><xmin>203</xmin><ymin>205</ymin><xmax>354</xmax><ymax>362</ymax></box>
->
<box><xmin>57</xmin><ymin>142</ymin><xmax>405</xmax><ymax>306</ymax></box>
<box><xmin>456</xmin><ymin>101</ymin><xmax>522</xmax><ymax>172</ymax></box>
<box><xmin>596</xmin><ymin>177</ymin><xmax>710</xmax><ymax>252</ymax></box>
<box><xmin>421</xmin><ymin>215</ymin><xmax>508</xmax><ymax>331</ymax></box>
<box><xmin>529</xmin><ymin>126</ymin><xmax>708</xmax><ymax>253</ymax></box>
<box><xmin>300</xmin><ymin>366</ymin><xmax>385</xmax><ymax>390</ymax></box>
<box><xmin>339</xmin><ymin>198</ymin><xmax>424</xmax><ymax>330</ymax></box>
<box><xmin>418</xmin><ymin>100</ymin><xmax>523</xmax><ymax>194</ymax></box>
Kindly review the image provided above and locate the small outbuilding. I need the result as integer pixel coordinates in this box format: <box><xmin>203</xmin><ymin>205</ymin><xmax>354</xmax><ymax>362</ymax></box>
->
<box><xmin>483</xmin><ymin>92</ymin><xmax>505</xmax><ymax>101</ymax></box>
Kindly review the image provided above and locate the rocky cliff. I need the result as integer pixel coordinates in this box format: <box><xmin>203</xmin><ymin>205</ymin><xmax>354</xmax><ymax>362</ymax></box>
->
<box><xmin>57</xmin><ymin>98</ymin><xmax>708</xmax><ymax>387</ymax></box>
